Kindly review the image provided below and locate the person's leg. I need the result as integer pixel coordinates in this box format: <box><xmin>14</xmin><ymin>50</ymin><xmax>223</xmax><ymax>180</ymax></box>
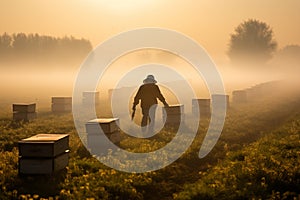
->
<box><xmin>141</xmin><ymin>107</ymin><xmax>149</xmax><ymax>132</ymax></box>
<box><xmin>148</xmin><ymin>104</ymin><xmax>157</xmax><ymax>134</ymax></box>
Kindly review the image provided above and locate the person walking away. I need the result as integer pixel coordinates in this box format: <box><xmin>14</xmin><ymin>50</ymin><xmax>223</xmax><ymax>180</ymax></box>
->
<box><xmin>132</xmin><ymin>75</ymin><xmax>169</xmax><ymax>134</ymax></box>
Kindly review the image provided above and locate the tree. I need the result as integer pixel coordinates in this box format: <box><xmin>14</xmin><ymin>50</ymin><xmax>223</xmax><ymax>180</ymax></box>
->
<box><xmin>273</xmin><ymin>45</ymin><xmax>300</xmax><ymax>70</ymax></box>
<box><xmin>228</xmin><ymin>19</ymin><xmax>277</xmax><ymax>65</ymax></box>
<box><xmin>0</xmin><ymin>33</ymin><xmax>12</xmax><ymax>57</ymax></box>
<box><xmin>277</xmin><ymin>45</ymin><xmax>300</xmax><ymax>59</ymax></box>
<box><xmin>0</xmin><ymin>33</ymin><xmax>12</xmax><ymax>50</ymax></box>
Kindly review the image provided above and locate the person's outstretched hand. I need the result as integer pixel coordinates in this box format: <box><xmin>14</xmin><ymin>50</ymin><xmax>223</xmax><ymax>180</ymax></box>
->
<box><xmin>131</xmin><ymin>106</ymin><xmax>136</xmax><ymax>120</ymax></box>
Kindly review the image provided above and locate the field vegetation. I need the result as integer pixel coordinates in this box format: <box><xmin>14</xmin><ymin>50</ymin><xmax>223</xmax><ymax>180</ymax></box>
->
<box><xmin>0</xmin><ymin>91</ymin><xmax>299</xmax><ymax>199</ymax></box>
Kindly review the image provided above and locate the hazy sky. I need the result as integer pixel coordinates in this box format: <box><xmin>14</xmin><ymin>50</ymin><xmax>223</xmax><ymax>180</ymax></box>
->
<box><xmin>1</xmin><ymin>0</ymin><xmax>300</xmax><ymax>64</ymax></box>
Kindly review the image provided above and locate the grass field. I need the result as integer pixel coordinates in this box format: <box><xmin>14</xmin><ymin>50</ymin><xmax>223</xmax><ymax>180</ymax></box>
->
<box><xmin>0</xmin><ymin>90</ymin><xmax>300</xmax><ymax>199</ymax></box>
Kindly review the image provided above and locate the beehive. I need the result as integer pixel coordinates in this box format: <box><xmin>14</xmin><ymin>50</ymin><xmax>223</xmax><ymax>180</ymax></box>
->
<box><xmin>87</xmin><ymin>134</ymin><xmax>111</xmax><ymax>155</ymax></box>
<box><xmin>19</xmin><ymin>134</ymin><xmax>69</xmax><ymax>157</ymax></box>
<box><xmin>82</xmin><ymin>91</ymin><xmax>100</xmax><ymax>105</ymax></box>
<box><xmin>51</xmin><ymin>97</ymin><xmax>72</xmax><ymax>113</ymax></box>
<box><xmin>232</xmin><ymin>90</ymin><xmax>247</xmax><ymax>104</ymax></box>
<box><xmin>18</xmin><ymin>134</ymin><xmax>69</xmax><ymax>174</ymax></box>
<box><xmin>211</xmin><ymin>94</ymin><xmax>229</xmax><ymax>109</ymax></box>
<box><xmin>163</xmin><ymin>104</ymin><xmax>184</xmax><ymax>126</ymax></box>
<box><xmin>85</xmin><ymin>118</ymin><xmax>119</xmax><ymax>134</ymax></box>
<box><xmin>245</xmin><ymin>88</ymin><xmax>256</xmax><ymax>100</ymax></box>
<box><xmin>19</xmin><ymin>152</ymin><xmax>69</xmax><ymax>174</ymax></box>
<box><xmin>13</xmin><ymin>112</ymin><xmax>37</xmax><ymax>122</ymax></box>
<box><xmin>86</xmin><ymin>118</ymin><xmax>121</xmax><ymax>155</ymax></box>
<box><xmin>12</xmin><ymin>103</ymin><xmax>37</xmax><ymax>122</ymax></box>
<box><xmin>192</xmin><ymin>99</ymin><xmax>211</xmax><ymax>117</ymax></box>
<box><xmin>51</xmin><ymin>97</ymin><xmax>72</xmax><ymax>104</ymax></box>
<box><xmin>13</xmin><ymin>103</ymin><xmax>36</xmax><ymax>113</ymax></box>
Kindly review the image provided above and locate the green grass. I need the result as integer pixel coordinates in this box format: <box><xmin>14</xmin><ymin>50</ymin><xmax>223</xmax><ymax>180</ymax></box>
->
<box><xmin>0</xmin><ymin>94</ymin><xmax>300</xmax><ymax>199</ymax></box>
<box><xmin>174</xmin><ymin>115</ymin><xmax>300</xmax><ymax>200</ymax></box>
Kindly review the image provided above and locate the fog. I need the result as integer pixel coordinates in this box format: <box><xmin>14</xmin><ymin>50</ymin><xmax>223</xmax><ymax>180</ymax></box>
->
<box><xmin>1</xmin><ymin>49</ymin><xmax>299</xmax><ymax>115</ymax></box>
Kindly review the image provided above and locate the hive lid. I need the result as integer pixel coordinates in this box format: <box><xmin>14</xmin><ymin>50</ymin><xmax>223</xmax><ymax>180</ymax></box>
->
<box><xmin>20</xmin><ymin>134</ymin><xmax>69</xmax><ymax>142</ymax></box>
<box><xmin>166</xmin><ymin>104</ymin><xmax>183</xmax><ymax>107</ymax></box>
<box><xmin>87</xmin><ymin>118</ymin><xmax>119</xmax><ymax>124</ymax></box>
<box><xmin>13</xmin><ymin>103</ymin><xmax>36</xmax><ymax>106</ymax></box>
<box><xmin>83</xmin><ymin>91</ymin><xmax>99</xmax><ymax>92</ymax></box>
<box><xmin>51</xmin><ymin>97</ymin><xmax>72</xmax><ymax>99</ymax></box>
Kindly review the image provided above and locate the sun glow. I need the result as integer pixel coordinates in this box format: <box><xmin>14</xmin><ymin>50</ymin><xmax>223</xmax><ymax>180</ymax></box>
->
<box><xmin>91</xmin><ymin>0</ymin><xmax>152</xmax><ymax>13</ymax></box>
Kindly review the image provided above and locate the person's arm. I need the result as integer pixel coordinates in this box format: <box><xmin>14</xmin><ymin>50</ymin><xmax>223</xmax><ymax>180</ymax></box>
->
<box><xmin>156</xmin><ymin>85</ymin><xmax>169</xmax><ymax>107</ymax></box>
<box><xmin>132</xmin><ymin>86</ymin><xmax>142</xmax><ymax>110</ymax></box>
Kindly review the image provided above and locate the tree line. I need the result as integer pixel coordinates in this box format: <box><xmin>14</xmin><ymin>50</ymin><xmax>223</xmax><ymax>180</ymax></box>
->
<box><xmin>0</xmin><ymin>33</ymin><xmax>93</xmax><ymax>65</ymax></box>
<box><xmin>1</xmin><ymin>21</ymin><xmax>299</xmax><ymax>68</ymax></box>
<box><xmin>228</xmin><ymin>19</ymin><xmax>300</xmax><ymax>67</ymax></box>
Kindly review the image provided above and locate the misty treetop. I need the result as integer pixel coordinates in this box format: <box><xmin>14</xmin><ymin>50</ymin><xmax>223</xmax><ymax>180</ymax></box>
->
<box><xmin>228</xmin><ymin>19</ymin><xmax>277</xmax><ymax>65</ymax></box>
<box><xmin>0</xmin><ymin>32</ymin><xmax>93</xmax><ymax>66</ymax></box>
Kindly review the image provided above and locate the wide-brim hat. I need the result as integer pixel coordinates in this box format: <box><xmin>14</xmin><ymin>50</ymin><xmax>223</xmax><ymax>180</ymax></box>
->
<box><xmin>143</xmin><ymin>75</ymin><xmax>157</xmax><ymax>84</ymax></box>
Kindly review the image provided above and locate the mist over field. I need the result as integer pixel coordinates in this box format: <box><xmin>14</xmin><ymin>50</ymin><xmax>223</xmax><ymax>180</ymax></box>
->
<box><xmin>1</xmin><ymin>47</ymin><xmax>299</xmax><ymax>113</ymax></box>
<box><xmin>1</xmin><ymin>1</ymin><xmax>300</xmax><ymax>199</ymax></box>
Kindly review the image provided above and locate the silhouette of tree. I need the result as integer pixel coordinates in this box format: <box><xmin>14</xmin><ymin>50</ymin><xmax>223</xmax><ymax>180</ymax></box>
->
<box><xmin>12</xmin><ymin>33</ymin><xmax>28</xmax><ymax>54</ymax></box>
<box><xmin>0</xmin><ymin>32</ymin><xmax>93</xmax><ymax>66</ymax></box>
<box><xmin>0</xmin><ymin>33</ymin><xmax>12</xmax><ymax>50</ymax></box>
<box><xmin>273</xmin><ymin>45</ymin><xmax>300</xmax><ymax>70</ymax></box>
<box><xmin>277</xmin><ymin>45</ymin><xmax>300</xmax><ymax>58</ymax></box>
<box><xmin>228</xmin><ymin>19</ymin><xmax>277</xmax><ymax>65</ymax></box>
<box><xmin>0</xmin><ymin>33</ymin><xmax>13</xmax><ymax>60</ymax></box>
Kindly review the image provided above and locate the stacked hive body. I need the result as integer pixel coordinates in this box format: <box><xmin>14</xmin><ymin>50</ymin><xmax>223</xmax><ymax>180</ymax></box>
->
<box><xmin>51</xmin><ymin>97</ymin><xmax>72</xmax><ymax>113</ymax></box>
<box><xmin>245</xmin><ymin>87</ymin><xmax>261</xmax><ymax>102</ymax></box>
<box><xmin>211</xmin><ymin>94</ymin><xmax>230</xmax><ymax>109</ymax></box>
<box><xmin>13</xmin><ymin>103</ymin><xmax>37</xmax><ymax>122</ymax></box>
<box><xmin>246</xmin><ymin>81</ymin><xmax>283</xmax><ymax>100</ymax></box>
<box><xmin>18</xmin><ymin>134</ymin><xmax>69</xmax><ymax>174</ymax></box>
<box><xmin>85</xmin><ymin>118</ymin><xmax>120</xmax><ymax>155</ymax></box>
<box><xmin>192</xmin><ymin>99</ymin><xmax>211</xmax><ymax>117</ymax></box>
<box><xmin>82</xmin><ymin>91</ymin><xmax>100</xmax><ymax>106</ymax></box>
<box><xmin>163</xmin><ymin>104</ymin><xmax>184</xmax><ymax>127</ymax></box>
<box><xmin>232</xmin><ymin>90</ymin><xmax>248</xmax><ymax>104</ymax></box>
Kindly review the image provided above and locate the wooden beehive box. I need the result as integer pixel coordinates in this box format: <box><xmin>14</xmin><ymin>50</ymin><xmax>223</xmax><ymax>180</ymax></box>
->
<box><xmin>51</xmin><ymin>104</ymin><xmax>72</xmax><ymax>113</ymax></box>
<box><xmin>232</xmin><ymin>90</ymin><xmax>248</xmax><ymax>104</ymax></box>
<box><xmin>19</xmin><ymin>151</ymin><xmax>69</xmax><ymax>174</ymax></box>
<box><xmin>109</xmin><ymin>131</ymin><xmax>121</xmax><ymax>144</ymax></box>
<box><xmin>51</xmin><ymin>97</ymin><xmax>72</xmax><ymax>104</ymax></box>
<box><xmin>192</xmin><ymin>99</ymin><xmax>210</xmax><ymax>106</ymax></box>
<box><xmin>82</xmin><ymin>91</ymin><xmax>100</xmax><ymax>105</ymax></box>
<box><xmin>192</xmin><ymin>99</ymin><xmax>211</xmax><ymax>116</ymax></box>
<box><xmin>211</xmin><ymin>94</ymin><xmax>229</xmax><ymax>108</ymax></box>
<box><xmin>164</xmin><ymin>114</ymin><xmax>185</xmax><ymax>123</ymax></box>
<box><xmin>18</xmin><ymin>134</ymin><xmax>69</xmax><ymax>158</ymax></box>
<box><xmin>86</xmin><ymin>118</ymin><xmax>119</xmax><ymax>134</ymax></box>
<box><xmin>83</xmin><ymin>91</ymin><xmax>99</xmax><ymax>98</ymax></box>
<box><xmin>13</xmin><ymin>112</ymin><xmax>37</xmax><ymax>122</ymax></box>
<box><xmin>13</xmin><ymin>103</ymin><xmax>36</xmax><ymax>113</ymax></box>
<box><xmin>163</xmin><ymin>104</ymin><xmax>184</xmax><ymax>115</ymax></box>
<box><xmin>87</xmin><ymin>134</ymin><xmax>110</xmax><ymax>155</ymax></box>
<box><xmin>87</xmin><ymin>130</ymin><xmax>121</xmax><ymax>145</ymax></box>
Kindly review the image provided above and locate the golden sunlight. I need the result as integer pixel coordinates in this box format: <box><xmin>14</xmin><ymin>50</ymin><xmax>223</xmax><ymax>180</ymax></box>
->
<box><xmin>92</xmin><ymin>0</ymin><xmax>152</xmax><ymax>12</ymax></box>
